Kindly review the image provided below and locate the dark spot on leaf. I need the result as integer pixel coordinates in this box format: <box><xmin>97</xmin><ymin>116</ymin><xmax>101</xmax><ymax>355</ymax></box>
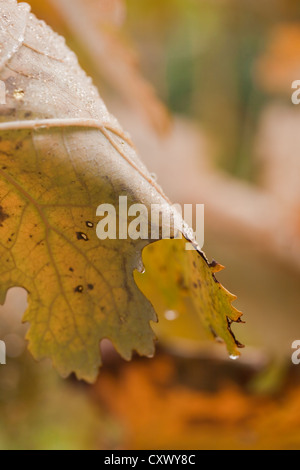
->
<box><xmin>0</xmin><ymin>206</ymin><xmax>9</xmax><ymax>226</ymax></box>
<box><xmin>69</xmin><ymin>267</ymin><xmax>74</xmax><ymax>272</ymax></box>
<box><xmin>87</xmin><ymin>284</ymin><xmax>94</xmax><ymax>290</ymax></box>
<box><xmin>15</xmin><ymin>142</ymin><xmax>22</xmax><ymax>151</ymax></box>
<box><xmin>193</xmin><ymin>282</ymin><xmax>198</xmax><ymax>289</ymax></box>
<box><xmin>76</xmin><ymin>232</ymin><xmax>89</xmax><ymax>241</ymax></box>
<box><xmin>74</xmin><ymin>285</ymin><xmax>84</xmax><ymax>293</ymax></box>
<box><xmin>177</xmin><ymin>276</ymin><xmax>187</xmax><ymax>290</ymax></box>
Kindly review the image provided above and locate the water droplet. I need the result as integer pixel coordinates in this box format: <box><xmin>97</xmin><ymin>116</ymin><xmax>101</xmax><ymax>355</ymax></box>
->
<box><xmin>164</xmin><ymin>310</ymin><xmax>178</xmax><ymax>321</ymax></box>
<box><xmin>13</xmin><ymin>89</ymin><xmax>25</xmax><ymax>101</ymax></box>
<box><xmin>229</xmin><ymin>354</ymin><xmax>240</xmax><ymax>361</ymax></box>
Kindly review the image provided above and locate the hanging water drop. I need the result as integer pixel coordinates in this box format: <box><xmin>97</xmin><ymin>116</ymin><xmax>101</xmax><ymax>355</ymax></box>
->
<box><xmin>229</xmin><ymin>354</ymin><xmax>240</xmax><ymax>361</ymax></box>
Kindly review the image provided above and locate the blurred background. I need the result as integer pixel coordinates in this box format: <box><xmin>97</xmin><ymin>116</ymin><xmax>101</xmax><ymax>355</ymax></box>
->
<box><xmin>1</xmin><ymin>0</ymin><xmax>300</xmax><ymax>449</ymax></box>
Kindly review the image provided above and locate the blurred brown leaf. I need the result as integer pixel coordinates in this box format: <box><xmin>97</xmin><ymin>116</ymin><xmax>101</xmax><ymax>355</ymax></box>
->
<box><xmin>48</xmin><ymin>0</ymin><xmax>171</xmax><ymax>135</ymax></box>
<box><xmin>95</xmin><ymin>355</ymin><xmax>300</xmax><ymax>450</ymax></box>
<box><xmin>255</xmin><ymin>23</ymin><xmax>300</xmax><ymax>94</ymax></box>
<box><xmin>87</xmin><ymin>0</ymin><xmax>126</xmax><ymax>27</ymax></box>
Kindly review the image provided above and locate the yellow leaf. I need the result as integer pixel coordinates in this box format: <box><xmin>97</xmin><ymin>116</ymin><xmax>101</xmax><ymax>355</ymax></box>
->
<box><xmin>0</xmin><ymin>0</ymin><xmax>242</xmax><ymax>382</ymax></box>
<box><xmin>135</xmin><ymin>239</ymin><xmax>243</xmax><ymax>357</ymax></box>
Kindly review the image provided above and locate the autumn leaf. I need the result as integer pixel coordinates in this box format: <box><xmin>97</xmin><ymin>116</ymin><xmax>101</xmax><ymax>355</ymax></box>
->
<box><xmin>135</xmin><ymin>238</ymin><xmax>244</xmax><ymax>355</ymax></box>
<box><xmin>96</xmin><ymin>355</ymin><xmax>300</xmax><ymax>450</ymax></box>
<box><xmin>0</xmin><ymin>0</ymin><xmax>242</xmax><ymax>382</ymax></box>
